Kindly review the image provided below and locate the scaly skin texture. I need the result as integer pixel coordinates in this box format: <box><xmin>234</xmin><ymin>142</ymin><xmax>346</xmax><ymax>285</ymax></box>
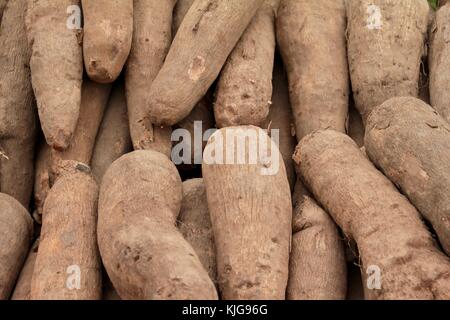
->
<box><xmin>51</xmin><ymin>80</ymin><xmax>112</xmax><ymax>175</ymax></box>
<box><xmin>125</xmin><ymin>0</ymin><xmax>175</xmax><ymax>155</ymax></box>
<box><xmin>287</xmin><ymin>181</ymin><xmax>347</xmax><ymax>300</ymax></box>
<box><xmin>91</xmin><ymin>83</ymin><xmax>132</xmax><ymax>184</ymax></box>
<box><xmin>31</xmin><ymin>162</ymin><xmax>102</xmax><ymax>300</ymax></box>
<box><xmin>277</xmin><ymin>0</ymin><xmax>349</xmax><ymax>141</ymax></box>
<box><xmin>202</xmin><ymin>126</ymin><xmax>292</xmax><ymax>300</ymax></box>
<box><xmin>0</xmin><ymin>193</ymin><xmax>33</xmax><ymax>300</ymax></box>
<box><xmin>346</xmin><ymin>0</ymin><xmax>429</xmax><ymax>123</ymax></box>
<box><xmin>365</xmin><ymin>97</ymin><xmax>450</xmax><ymax>256</ymax></box>
<box><xmin>178</xmin><ymin>179</ymin><xmax>217</xmax><ymax>283</ymax></box>
<box><xmin>214</xmin><ymin>0</ymin><xmax>278</xmax><ymax>128</ymax></box>
<box><xmin>26</xmin><ymin>0</ymin><xmax>83</xmax><ymax>149</ymax></box>
<box><xmin>429</xmin><ymin>3</ymin><xmax>450</xmax><ymax>124</ymax></box>
<box><xmin>0</xmin><ymin>0</ymin><xmax>36</xmax><ymax>207</ymax></box>
<box><xmin>11</xmin><ymin>239</ymin><xmax>39</xmax><ymax>300</ymax></box>
<box><xmin>294</xmin><ymin>130</ymin><xmax>450</xmax><ymax>300</ymax></box>
<box><xmin>98</xmin><ymin>151</ymin><xmax>218</xmax><ymax>300</ymax></box>
<box><xmin>143</xmin><ymin>0</ymin><xmax>265</xmax><ymax>126</ymax></box>
<box><xmin>82</xmin><ymin>0</ymin><xmax>133</xmax><ymax>83</ymax></box>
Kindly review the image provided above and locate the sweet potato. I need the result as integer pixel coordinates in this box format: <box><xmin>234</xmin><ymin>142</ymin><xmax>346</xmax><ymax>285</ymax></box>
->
<box><xmin>0</xmin><ymin>193</ymin><xmax>33</xmax><ymax>300</ymax></box>
<box><xmin>143</xmin><ymin>0</ymin><xmax>265</xmax><ymax>126</ymax></box>
<box><xmin>346</xmin><ymin>0</ymin><xmax>430</xmax><ymax>122</ymax></box>
<box><xmin>214</xmin><ymin>0</ymin><xmax>278</xmax><ymax>128</ymax></box>
<box><xmin>98</xmin><ymin>150</ymin><xmax>217</xmax><ymax>300</ymax></box>
<box><xmin>33</xmin><ymin>142</ymin><xmax>51</xmax><ymax>218</ymax></box>
<box><xmin>429</xmin><ymin>3</ymin><xmax>450</xmax><ymax>123</ymax></box>
<box><xmin>277</xmin><ymin>0</ymin><xmax>349</xmax><ymax>141</ymax></box>
<box><xmin>91</xmin><ymin>83</ymin><xmax>132</xmax><ymax>183</ymax></box>
<box><xmin>178</xmin><ymin>178</ymin><xmax>217</xmax><ymax>283</ymax></box>
<box><xmin>51</xmin><ymin>80</ymin><xmax>112</xmax><ymax>176</ymax></box>
<box><xmin>293</xmin><ymin>130</ymin><xmax>450</xmax><ymax>299</ymax></box>
<box><xmin>125</xmin><ymin>0</ymin><xmax>175</xmax><ymax>156</ymax></box>
<box><xmin>263</xmin><ymin>62</ymin><xmax>296</xmax><ymax>189</ymax></box>
<box><xmin>82</xmin><ymin>0</ymin><xmax>133</xmax><ymax>83</ymax></box>
<box><xmin>31</xmin><ymin>161</ymin><xmax>101</xmax><ymax>300</ymax></box>
<box><xmin>287</xmin><ymin>180</ymin><xmax>347</xmax><ymax>300</ymax></box>
<box><xmin>365</xmin><ymin>97</ymin><xmax>450</xmax><ymax>256</ymax></box>
<box><xmin>11</xmin><ymin>239</ymin><xmax>39</xmax><ymax>300</ymax></box>
<box><xmin>26</xmin><ymin>0</ymin><xmax>83</xmax><ymax>149</ymax></box>
<box><xmin>0</xmin><ymin>0</ymin><xmax>36</xmax><ymax>207</ymax></box>
<box><xmin>202</xmin><ymin>126</ymin><xmax>291</xmax><ymax>299</ymax></box>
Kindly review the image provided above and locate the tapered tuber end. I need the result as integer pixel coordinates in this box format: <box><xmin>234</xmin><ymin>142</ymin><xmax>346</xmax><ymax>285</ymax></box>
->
<box><xmin>45</xmin><ymin>128</ymin><xmax>73</xmax><ymax>151</ymax></box>
<box><xmin>145</xmin><ymin>99</ymin><xmax>186</xmax><ymax>127</ymax></box>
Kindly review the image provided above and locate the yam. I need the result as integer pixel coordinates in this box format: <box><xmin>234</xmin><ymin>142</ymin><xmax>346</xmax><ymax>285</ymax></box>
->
<box><xmin>11</xmin><ymin>239</ymin><xmax>39</xmax><ymax>300</ymax></box>
<box><xmin>91</xmin><ymin>83</ymin><xmax>132</xmax><ymax>183</ymax></box>
<box><xmin>287</xmin><ymin>180</ymin><xmax>347</xmax><ymax>300</ymax></box>
<box><xmin>33</xmin><ymin>142</ymin><xmax>51</xmax><ymax>217</ymax></box>
<box><xmin>31</xmin><ymin>161</ymin><xmax>101</xmax><ymax>300</ymax></box>
<box><xmin>277</xmin><ymin>0</ymin><xmax>349</xmax><ymax>141</ymax></box>
<box><xmin>82</xmin><ymin>0</ymin><xmax>133</xmax><ymax>83</ymax></box>
<box><xmin>26</xmin><ymin>0</ymin><xmax>83</xmax><ymax>149</ymax></box>
<box><xmin>178</xmin><ymin>178</ymin><xmax>217</xmax><ymax>283</ymax></box>
<box><xmin>429</xmin><ymin>3</ymin><xmax>450</xmax><ymax>123</ymax></box>
<box><xmin>346</xmin><ymin>0</ymin><xmax>430</xmax><ymax>122</ymax></box>
<box><xmin>214</xmin><ymin>0</ymin><xmax>278</xmax><ymax>128</ymax></box>
<box><xmin>98</xmin><ymin>150</ymin><xmax>217</xmax><ymax>300</ymax></box>
<box><xmin>0</xmin><ymin>0</ymin><xmax>7</xmax><ymax>23</ymax></box>
<box><xmin>293</xmin><ymin>130</ymin><xmax>450</xmax><ymax>299</ymax></box>
<box><xmin>125</xmin><ymin>0</ymin><xmax>175</xmax><ymax>156</ymax></box>
<box><xmin>0</xmin><ymin>193</ymin><xmax>33</xmax><ymax>300</ymax></box>
<box><xmin>143</xmin><ymin>0</ymin><xmax>265</xmax><ymax>126</ymax></box>
<box><xmin>365</xmin><ymin>96</ymin><xmax>450</xmax><ymax>256</ymax></box>
<box><xmin>172</xmin><ymin>0</ymin><xmax>195</xmax><ymax>35</ymax></box>
<box><xmin>202</xmin><ymin>126</ymin><xmax>291</xmax><ymax>299</ymax></box>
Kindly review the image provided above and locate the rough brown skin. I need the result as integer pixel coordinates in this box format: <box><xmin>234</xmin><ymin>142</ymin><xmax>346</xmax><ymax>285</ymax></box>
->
<box><xmin>91</xmin><ymin>83</ymin><xmax>132</xmax><ymax>183</ymax></box>
<box><xmin>365</xmin><ymin>97</ymin><xmax>450</xmax><ymax>256</ymax></box>
<box><xmin>98</xmin><ymin>151</ymin><xmax>218</xmax><ymax>300</ymax></box>
<box><xmin>0</xmin><ymin>0</ymin><xmax>36</xmax><ymax>208</ymax></box>
<box><xmin>277</xmin><ymin>0</ymin><xmax>349</xmax><ymax>141</ymax></box>
<box><xmin>348</xmin><ymin>102</ymin><xmax>365</xmax><ymax>147</ymax></box>
<box><xmin>0</xmin><ymin>193</ymin><xmax>33</xmax><ymax>300</ymax></box>
<box><xmin>178</xmin><ymin>179</ymin><xmax>217</xmax><ymax>283</ymax></box>
<box><xmin>202</xmin><ymin>126</ymin><xmax>291</xmax><ymax>299</ymax></box>
<box><xmin>294</xmin><ymin>130</ymin><xmax>450</xmax><ymax>299</ymax></box>
<box><xmin>214</xmin><ymin>0</ymin><xmax>278</xmax><ymax>128</ymax></box>
<box><xmin>347</xmin><ymin>0</ymin><xmax>430</xmax><ymax>123</ymax></box>
<box><xmin>11</xmin><ymin>239</ymin><xmax>39</xmax><ymax>300</ymax></box>
<box><xmin>125</xmin><ymin>0</ymin><xmax>175</xmax><ymax>156</ymax></box>
<box><xmin>33</xmin><ymin>143</ymin><xmax>51</xmax><ymax>217</ymax></box>
<box><xmin>263</xmin><ymin>62</ymin><xmax>296</xmax><ymax>189</ymax></box>
<box><xmin>143</xmin><ymin>0</ymin><xmax>265</xmax><ymax>126</ymax></box>
<box><xmin>31</xmin><ymin>161</ymin><xmax>102</xmax><ymax>300</ymax></box>
<box><xmin>51</xmin><ymin>80</ymin><xmax>112</xmax><ymax>177</ymax></box>
<box><xmin>429</xmin><ymin>3</ymin><xmax>450</xmax><ymax>124</ymax></box>
<box><xmin>172</xmin><ymin>0</ymin><xmax>195</xmax><ymax>35</ymax></box>
<box><xmin>82</xmin><ymin>0</ymin><xmax>133</xmax><ymax>83</ymax></box>
<box><xmin>26</xmin><ymin>0</ymin><xmax>83</xmax><ymax>150</ymax></box>
<box><xmin>287</xmin><ymin>180</ymin><xmax>347</xmax><ymax>300</ymax></box>
<box><xmin>0</xmin><ymin>0</ymin><xmax>7</xmax><ymax>24</ymax></box>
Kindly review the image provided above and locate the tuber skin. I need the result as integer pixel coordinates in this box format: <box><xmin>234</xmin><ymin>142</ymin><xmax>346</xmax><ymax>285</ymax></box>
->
<box><xmin>0</xmin><ymin>0</ymin><xmax>36</xmax><ymax>208</ymax></box>
<box><xmin>143</xmin><ymin>0</ymin><xmax>265</xmax><ymax>126</ymax></box>
<box><xmin>287</xmin><ymin>180</ymin><xmax>347</xmax><ymax>300</ymax></box>
<box><xmin>0</xmin><ymin>0</ymin><xmax>7</xmax><ymax>23</ymax></box>
<box><xmin>294</xmin><ymin>130</ymin><xmax>450</xmax><ymax>299</ymax></box>
<box><xmin>214</xmin><ymin>0</ymin><xmax>279</xmax><ymax>128</ymax></box>
<box><xmin>91</xmin><ymin>83</ymin><xmax>132</xmax><ymax>184</ymax></box>
<box><xmin>172</xmin><ymin>0</ymin><xmax>195</xmax><ymax>35</ymax></box>
<box><xmin>33</xmin><ymin>142</ymin><xmax>51</xmax><ymax>217</ymax></box>
<box><xmin>365</xmin><ymin>97</ymin><xmax>450</xmax><ymax>256</ymax></box>
<box><xmin>277</xmin><ymin>0</ymin><xmax>349</xmax><ymax>141</ymax></box>
<box><xmin>11</xmin><ymin>239</ymin><xmax>39</xmax><ymax>300</ymax></box>
<box><xmin>98</xmin><ymin>150</ymin><xmax>218</xmax><ymax>300</ymax></box>
<box><xmin>202</xmin><ymin>126</ymin><xmax>292</xmax><ymax>300</ymax></box>
<box><xmin>125</xmin><ymin>0</ymin><xmax>176</xmax><ymax>155</ymax></box>
<box><xmin>26</xmin><ymin>0</ymin><xmax>83</xmax><ymax>150</ymax></box>
<box><xmin>429</xmin><ymin>3</ymin><xmax>450</xmax><ymax>124</ymax></box>
<box><xmin>0</xmin><ymin>193</ymin><xmax>34</xmax><ymax>300</ymax></box>
<box><xmin>82</xmin><ymin>0</ymin><xmax>133</xmax><ymax>83</ymax></box>
<box><xmin>346</xmin><ymin>0</ymin><xmax>430</xmax><ymax>123</ymax></box>
<box><xmin>31</xmin><ymin>161</ymin><xmax>102</xmax><ymax>300</ymax></box>
<box><xmin>178</xmin><ymin>178</ymin><xmax>217</xmax><ymax>284</ymax></box>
